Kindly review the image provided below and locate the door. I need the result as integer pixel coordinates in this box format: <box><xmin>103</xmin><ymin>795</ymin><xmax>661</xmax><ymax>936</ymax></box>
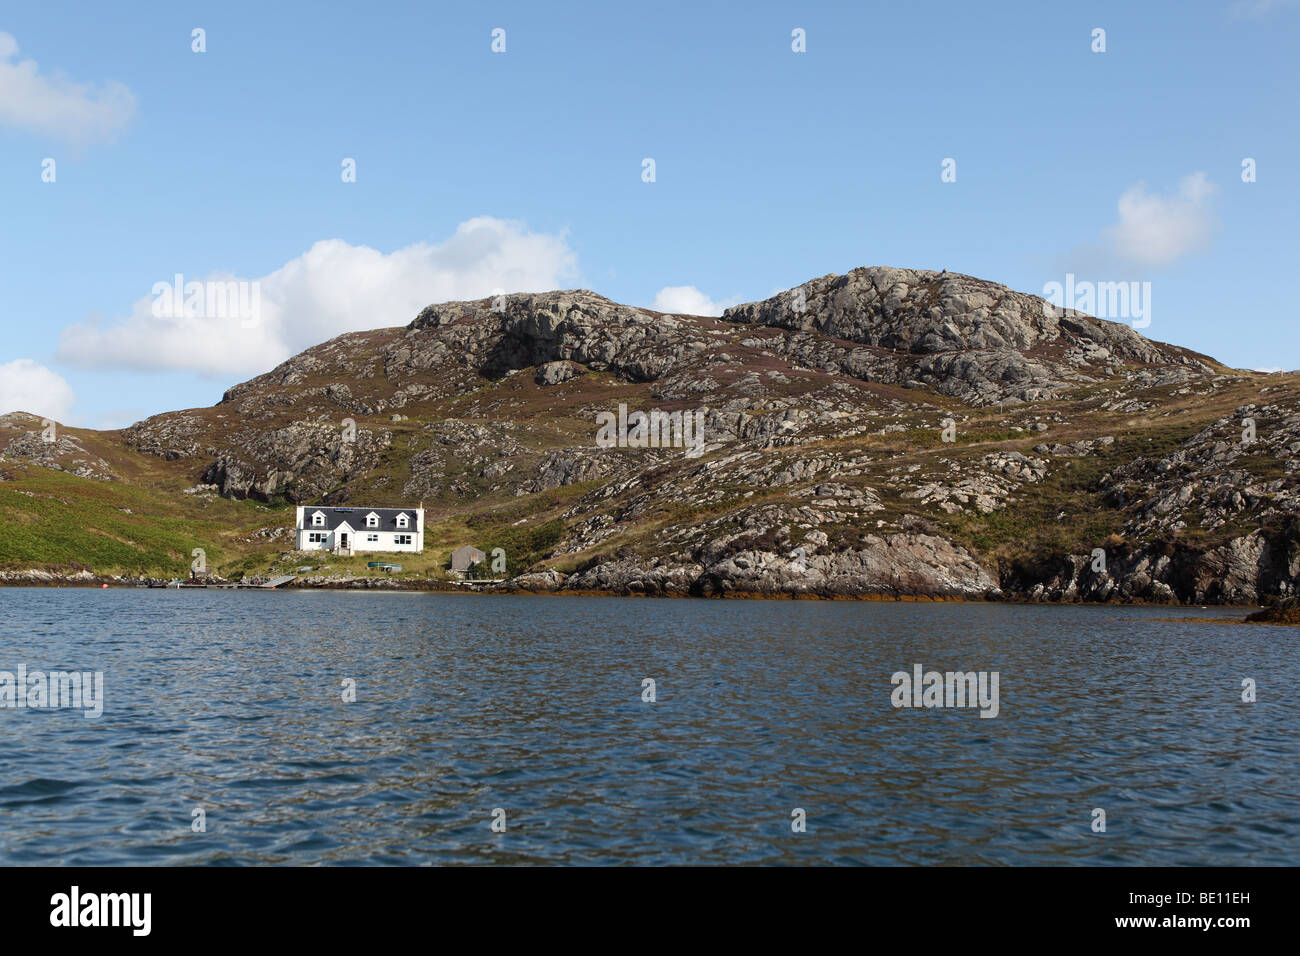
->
<box><xmin>340</xmin><ymin>533</ymin><xmax>349</xmax><ymax>551</ymax></box>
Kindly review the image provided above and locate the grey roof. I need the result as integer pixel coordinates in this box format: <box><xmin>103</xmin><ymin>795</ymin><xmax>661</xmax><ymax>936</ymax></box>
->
<box><xmin>304</xmin><ymin>507</ymin><xmax>418</xmax><ymax>532</ymax></box>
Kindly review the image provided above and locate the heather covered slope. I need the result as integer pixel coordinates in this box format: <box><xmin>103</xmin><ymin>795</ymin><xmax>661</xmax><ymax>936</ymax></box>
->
<box><xmin>2</xmin><ymin>266</ymin><xmax>1297</xmax><ymax>604</ymax></box>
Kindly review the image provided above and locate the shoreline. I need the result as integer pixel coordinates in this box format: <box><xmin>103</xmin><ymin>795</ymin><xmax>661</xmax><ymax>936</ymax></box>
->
<box><xmin>0</xmin><ymin>570</ymin><xmax>1273</xmax><ymax>612</ymax></box>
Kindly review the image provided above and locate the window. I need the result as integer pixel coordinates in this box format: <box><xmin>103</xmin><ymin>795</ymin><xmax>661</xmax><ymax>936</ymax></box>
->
<box><xmin>366</xmin><ymin>513</ymin><xmax>379</xmax><ymax>528</ymax></box>
<box><xmin>366</xmin><ymin>534</ymin><xmax>379</xmax><ymax>543</ymax></box>
<box><xmin>308</xmin><ymin>532</ymin><xmax>326</xmax><ymax>543</ymax></box>
<box><xmin>396</xmin><ymin>514</ymin><xmax>410</xmax><ymax>529</ymax></box>
<box><xmin>311</xmin><ymin>512</ymin><xmax>325</xmax><ymax>527</ymax></box>
<box><xmin>395</xmin><ymin>534</ymin><xmax>412</xmax><ymax>545</ymax></box>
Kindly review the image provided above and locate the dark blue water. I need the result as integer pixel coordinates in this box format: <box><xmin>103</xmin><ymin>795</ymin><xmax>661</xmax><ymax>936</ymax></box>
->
<box><xmin>0</xmin><ymin>588</ymin><xmax>1295</xmax><ymax>865</ymax></box>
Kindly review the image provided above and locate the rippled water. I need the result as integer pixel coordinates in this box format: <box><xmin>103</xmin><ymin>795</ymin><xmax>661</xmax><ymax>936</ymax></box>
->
<box><xmin>0</xmin><ymin>588</ymin><xmax>1295</xmax><ymax>865</ymax></box>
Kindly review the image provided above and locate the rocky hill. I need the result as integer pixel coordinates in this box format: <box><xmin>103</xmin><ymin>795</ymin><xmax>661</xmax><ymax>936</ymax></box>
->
<box><xmin>3</xmin><ymin>266</ymin><xmax>1297</xmax><ymax>604</ymax></box>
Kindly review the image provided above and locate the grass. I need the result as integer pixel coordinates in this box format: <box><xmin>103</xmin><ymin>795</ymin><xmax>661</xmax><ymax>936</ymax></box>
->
<box><xmin>0</xmin><ymin>465</ymin><xmax>289</xmax><ymax>576</ymax></box>
<box><xmin>472</xmin><ymin>518</ymin><xmax>567</xmax><ymax>574</ymax></box>
<box><xmin>1235</xmin><ymin>453</ymin><xmax>1290</xmax><ymax>482</ymax></box>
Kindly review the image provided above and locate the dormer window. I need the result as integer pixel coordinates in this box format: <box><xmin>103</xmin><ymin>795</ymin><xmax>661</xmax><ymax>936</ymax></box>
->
<box><xmin>366</xmin><ymin>512</ymin><xmax>380</xmax><ymax>529</ymax></box>
<box><xmin>396</xmin><ymin>513</ymin><xmax>410</xmax><ymax>529</ymax></box>
<box><xmin>311</xmin><ymin>511</ymin><xmax>326</xmax><ymax>528</ymax></box>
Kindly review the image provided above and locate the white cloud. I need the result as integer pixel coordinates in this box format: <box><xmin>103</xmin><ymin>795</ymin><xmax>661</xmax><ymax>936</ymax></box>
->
<box><xmin>1102</xmin><ymin>172</ymin><xmax>1218</xmax><ymax>268</ymax></box>
<box><xmin>57</xmin><ymin>217</ymin><xmax>580</xmax><ymax>378</ymax></box>
<box><xmin>0</xmin><ymin>31</ymin><xmax>136</xmax><ymax>145</ymax></box>
<box><xmin>651</xmin><ymin>285</ymin><xmax>741</xmax><ymax>317</ymax></box>
<box><xmin>0</xmin><ymin>359</ymin><xmax>77</xmax><ymax>420</ymax></box>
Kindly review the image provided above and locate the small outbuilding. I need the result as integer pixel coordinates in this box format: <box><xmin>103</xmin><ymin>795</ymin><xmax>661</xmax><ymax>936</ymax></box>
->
<box><xmin>449</xmin><ymin>545</ymin><xmax>486</xmax><ymax>572</ymax></box>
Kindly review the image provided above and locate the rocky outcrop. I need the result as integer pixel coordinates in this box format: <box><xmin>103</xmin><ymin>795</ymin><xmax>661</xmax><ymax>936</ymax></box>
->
<box><xmin>201</xmin><ymin>422</ymin><xmax>391</xmax><ymax>501</ymax></box>
<box><xmin>0</xmin><ymin>414</ymin><xmax>116</xmax><ymax>481</ymax></box>
<box><xmin>723</xmin><ymin>267</ymin><xmax>1212</xmax><ymax>405</ymax></box>
<box><xmin>1247</xmin><ymin>598</ymin><xmax>1300</xmax><ymax>625</ymax></box>
<box><xmin>563</xmin><ymin>531</ymin><xmax>998</xmax><ymax>598</ymax></box>
<box><xmin>524</xmin><ymin>449</ymin><xmax>611</xmax><ymax>493</ymax></box>
<box><xmin>401</xmin><ymin>290</ymin><xmax>707</xmax><ymax>382</ymax></box>
<box><xmin>1003</xmin><ymin>526</ymin><xmax>1299</xmax><ymax>605</ymax></box>
<box><xmin>123</xmin><ymin>414</ymin><xmax>206</xmax><ymax>461</ymax></box>
<box><xmin>535</xmin><ymin>361</ymin><xmax>585</xmax><ymax>386</ymax></box>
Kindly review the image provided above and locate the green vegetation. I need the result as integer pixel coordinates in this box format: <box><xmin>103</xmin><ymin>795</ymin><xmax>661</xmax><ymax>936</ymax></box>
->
<box><xmin>0</xmin><ymin>465</ymin><xmax>287</xmax><ymax>576</ymax></box>
<box><xmin>473</xmin><ymin>518</ymin><xmax>567</xmax><ymax>574</ymax></box>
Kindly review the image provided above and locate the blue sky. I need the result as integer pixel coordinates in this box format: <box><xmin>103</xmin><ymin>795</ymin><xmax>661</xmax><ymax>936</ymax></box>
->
<box><xmin>1</xmin><ymin>0</ymin><xmax>1297</xmax><ymax>427</ymax></box>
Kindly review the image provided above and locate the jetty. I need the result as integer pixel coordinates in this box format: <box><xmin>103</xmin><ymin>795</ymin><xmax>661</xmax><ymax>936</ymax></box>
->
<box><xmin>149</xmin><ymin>575</ymin><xmax>298</xmax><ymax>590</ymax></box>
<box><xmin>258</xmin><ymin>574</ymin><xmax>299</xmax><ymax>589</ymax></box>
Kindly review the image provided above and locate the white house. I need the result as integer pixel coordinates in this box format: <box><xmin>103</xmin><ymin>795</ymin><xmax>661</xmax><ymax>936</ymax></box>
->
<box><xmin>295</xmin><ymin>505</ymin><xmax>424</xmax><ymax>556</ymax></box>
